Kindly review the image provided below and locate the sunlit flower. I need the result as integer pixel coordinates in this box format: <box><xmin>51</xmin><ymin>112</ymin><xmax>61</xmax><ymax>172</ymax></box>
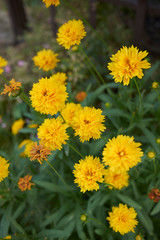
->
<box><xmin>61</xmin><ymin>102</ymin><xmax>82</xmax><ymax>127</ymax></box>
<box><xmin>24</xmin><ymin>140</ymin><xmax>35</xmax><ymax>157</ymax></box>
<box><xmin>107</xmin><ymin>204</ymin><xmax>138</xmax><ymax>235</ymax></box>
<box><xmin>30</xmin><ymin>77</ymin><xmax>68</xmax><ymax>115</ymax></box>
<box><xmin>0</xmin><ymin>156</ymin><xmax>10</xmax><ymax>183</ymax></box>
<box><xmin>73</xmin><ymin>106</ymin><xmax>106</xmax><ymax>142</ymax></box>
<box><xmin>0</xmin><ymin>56</ymin><xmax>8</xmax><ymax>74</ymax></box>
<box><xmin>108</xmin><ymin>46</ymin><xmax>151</xmax><ymax>85</ymax></box>
<box><xmin>37</xmin><ymin>118</ymin><xmax>69</xmax><ymax>151</ymax></box>
<box><xmin>33</xmin><ymin>49</ymin><xmax>59</xmax><ymax>71</ymax></box>
<box><xmin>1</xmin><ymin>78</ymin><xmax>21</xmax><ymax>96</ymax></box>
<box><xmin>147</xmin><ymin>151</ymin><xmax>155</xmax><ymax>159</ymax></box>
<box><xmin>73</xmin><ymin>155</ymin><xmax>106</xmax><ymax>193</ymax></box>
<box><xmin>18</xmin><ymin>139</ymin><xmax>33</xmax><ymax>157</ymax></box>
<box><xmin>42</xmin><ymin>0</ymin><xmax>60</xmax><ymax>7</ymax></box>
<box><xmin>104</xmin><ymin>168</ymin><xmax>129</xmax><ymax>189</ymax></box>
<box><xmin>50</xmin><ymin>72</ymin><xmax>67</xmax><ymax>84</ymax></box>
<box><xmin>102</xmin><ymin>135</ymin><xmax>143</xmax><ymax>173</ymax></box>
<box><xmin>75</xmin><ymin>91</ymin><xmax>87</xmax><ymax>102</ymax></box>
<box><xmin>57</xmin><ymin>19</ymin><xmax>86</xmax><ymax>49</ymax></box>
<box><xmin>4</xmin><ymin>236</ymin><xmax>11</xmax><ymax>239</ymax></box>
<box><xmin>152</xmin><ymin>82</ymin><xmax>159</xmax><ymax>89</ymax></box>
<box><xmin>148</xmin><ymin>188</ymin><xmax>160</xmax><ymax>202</ymax></box>
<box><xmin>11</xmin><ymin>118</ymin><xmax>25</xmax><ymax>135</ymax></box>
<box><xmin>18</xmin><ymin>175</ymin><xmax>35</xmax><ymax>191</ymax></box>
<box><xmin>30</xmin><ymin>142</ymin><xmax>51</xmax><ymax>164</ymax></box>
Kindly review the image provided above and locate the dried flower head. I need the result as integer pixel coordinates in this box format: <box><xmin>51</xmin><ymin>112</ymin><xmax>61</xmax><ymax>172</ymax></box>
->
<box><xmin>1</xmin><ymin>79</ymin><xmax>21</xmax><ymax>96</ymax></box>
<box><xmin>18</xmin><ymin>175</ymin><xmax>35</xmax><ymax>191</ymax></box>
<box><xmin>108</xmin><ymin>46</ymin><xmax>151</xmax><ymax>85</ymax></box>
<box><xmin>75</xmin><ymin>91</ymin><xmax>87</xmax><ymax>102</ymax></box>
<box><xmin>30</xmin><ymin>142</ymin><xmax>51</xmax><ymax>164</ymax></box>
<box><xmin>0</xmin><ymin>156</ymin><xmax>10</xmax><ymax>183</ymax></box>
<box><xmin>148</xmin><ymin>188</ymin><xmax>160</xmax><ymax>202</ymax></box>
<box><xmin>11</xmin><ymin>118</ymin><xmax>25</xmax><ymax>135</ymax></box>
<box><xmin>33</xmin><ymin>49</ymin><xmax>59</xmax><ymax>71</ymax></box>
<box><xmin>0</xmin><ymin>56</ymin><xmax>8</xmax><ymax>74</ymax></box>
<box><xmin>42</xmin><ymin>0</ymin><xmax>60</xmax><ymax>7</ymax></box>
<box><xmin>107</xmin><ymin>204</ymin><xmax>138</xmax><ymax>235</ymax></box>
<box><xmin>57</xmin><ymin>19</ymin><xmax>86</xmax><ymax>49</ymax></box>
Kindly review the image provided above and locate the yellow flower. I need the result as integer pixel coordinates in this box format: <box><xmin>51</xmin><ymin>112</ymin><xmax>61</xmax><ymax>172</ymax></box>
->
<box><xmin>33</xmin><ymin>49</ymin><xmax>59</xmax><ymax>71</ymax></box>
<box><xmin>152</xmin><ymin>82</ymin><xmax>159</xmax><ymax>89</ymax></box>
<box><xmin>73</xmin><ymin>106</ymin><xmax>106</xmax><ymax>142</ymax></box>
<box><xmin>30</xmin><ymin>77</ymin><xmax>68</xmax><ymax>115</ymax></box>
<box><xmin>4</xmin><ymin>236</ymin><xmax>11</xmax><ymax>239</ymax></box>
<box><xmin>136</xmin><ymin>235</ymin><xmax>143</xmax><ymax>240</ymax></box>
<box><xmin>1</xmin><ymin>78</ymin><xmax>21</xmax><ymax>97</ymax></box>
<box><xmin>107</xmin><ymin>204</ymin><xmax>138</xmax><ymax>235</ymax></box>
<box><xmin>104</xmin><ymin>168</ymin><xmax>129</xmax><ymax>190</ymax></box>
<box><xmin>61</xmin><ymin>103</ymin><xmax>82</xmax><ymax>127</ymax></box>
<box><xmin>50</xmin><ymin>72</ymin><xmax>67</xmax><ymax>85</ymax></box>
<box><xmin>73</xmin><ymin>156</ymin><xmax>106</xmax><ymax>193</ymax></box>
<box><xmin>147</xmin><ymin>151</ymin><xmax>155</xmax><ymax>159</ymax></box>
<box><xmin>156</xmin><ymin>138</ymin><xmax>160</xmax><ymax>144</ymax></box>
<box><xmin>18</xmin><ymin>175</ymin><xmax>35</xmax><ymax>191</ymax></box>
<box><xmin>108</xmin><ymin>46</ymin><xmax>151</xmax><ymax>85</ymax></box>
<box><xmin>18</xmin><ymin>139</ymin><xmax>33</xmax><ymax>157</ymax></box>
<box><xmin>37</xmin><ymin>118</ymin><xmax>69</xmax><ymax>151</ymax></box>
<box><xmin>102</xmin><ymin>135</ymin><xmax>143</xmax><ymax>173</ymax></box>
<box><xmin>11</xmin><ymin>118</ymin><xmax>25</xmax><ymax>135</ymax></box>
<box><xmin>0</xmin><ymin>156</ymin><xmax>10</xmax><ymax>183</ymax></box>
<box><xmin>42</xmin><ymin>0</ymin><xmax>60</xmax><ymax>7</ymax></box>
<box><xmin>0</xmin><ymin>56</ymin><xmax>7</xmax><ymax>74</ymax></box>
<box><xmin>24</xmin><ymin>141</ymin><xmax>35</xmax><ymax>157</ymax></box>
<box><xmin>57</xmin><ymin>19</ymin><xmax>86</xmax><ymax>49</ymax></box>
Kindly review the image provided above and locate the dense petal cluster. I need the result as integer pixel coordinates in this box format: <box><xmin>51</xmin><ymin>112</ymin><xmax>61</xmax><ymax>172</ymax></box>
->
<box><xmin>107</xmin><ymin>204</ymin><xmax>138</xmax><ymax>235</ymax></box>
<box><xmin>103</xmin><ymin>135</ymin><xmax>143</xmax><ymax>173</ymax></box>
<box><xmin>42</xmin><ymin>0</ymin><xmax>60</xmax><ymax>7</ymax></box>
<box><xmin>50</xmin><ymin>72</ymin><xmax>67</xmax><ymax>85</ymax></box>
<box><xmin>0</xmin><ymin>56</ymin><xmax>7</xmax><ymax>74</ymax></box>
<box><xmin>33</xmin><ymin>49</ymin><xmax>59</xmax><ymax>71</ymax></box>
<box><xmin>57</xmin><ymin>19</ymin><xmax>86</xmax><ymax>49</ymax></box>
<box><xmin>30</xmin><ymin>77</ymin><xmax>68</xmax><ymax>115</ymax></box>
<box><xmin>11</xmin><ymin>118</ymin><xmax>25</xmax><ymax>135</ymax></box>
<box><xmin>73</xmin><ymin>156</ymin><xmax>106</xmax><ymax>193</ymax></box>
<box><xmin>61</xmin><ymin>103</ymin><xmax>82</xmax><ymax>127</ymax></box>
<box><xmin>0</xmin><ymin>156</ymin><xmax>10</xmax><ymax>183</ymax></box>
<box><xmin>37</xmin><ymin>118</ymin><xmax>69</xmax><ymax>151</ymax></box>
<box><xmin>18</xmin><ymin>175</ymin><xmax>35</xmax><ymax>191</ymax></box>
<box><xmin>30</xmin><ymin>142</ymin><xmax>51</xmax><ymax>164</ymax></box>
<box><xmin>73</xmin><ymin>107</ymin><xmax>106</xmax><ymax>142</ymax></box>
<box><xmin>1</xmin><ymin>79</ymin><xmax>21</xmax><ymax>96</ymax></box>
<box><xmin>108</xmin><ymin>46</ymin><xmax>151</xmax><ymax>85</ymax></box>
<box><xmin>104</xmin><ymin>168</ymin><xmax>129</xmax><ymax>190</ymax></box>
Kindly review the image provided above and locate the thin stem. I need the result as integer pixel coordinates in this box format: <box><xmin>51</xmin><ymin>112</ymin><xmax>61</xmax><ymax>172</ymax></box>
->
<box><xmin>20</xmin><ymin>91</ymin><xmax>32</xmax><ymax>107</ymax></box>
<box><xmin>134</xmin><ymin>78</ymin><xmax>143</xmax><ymax>114</ymax></box>
<box><xmin>79</xmin><ymin>46</ymin><xmax>105</xmax><ymax>85</ymax></box>
<box><xmin>62</xmin><ymin>0</ymin><xmax>108</xmax><ymax>48</ymax></box>
<box><xmin>67</xmin><ymin>142</ymin><xmax>84</xmax><ymax>159</ymax></box>
<box><xmin>47</xmin><ymin>161</ymin><xmax>67</xmax><ymax>186</ymax></box>
<box><xmin>84</xmin><ymin>57</ymin><xmax>101</xmax><ymax>85</ymax></box>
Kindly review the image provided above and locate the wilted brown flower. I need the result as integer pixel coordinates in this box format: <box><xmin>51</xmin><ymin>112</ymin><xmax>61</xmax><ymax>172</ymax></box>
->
<box><xmin>76</xmin><ymin>91</ymin><xmax>87</xmax><ymax>102</ymax></box>
<box><xmin>18</xmin><ymin>175</ymin><xmax>34</xmax><ymax>191</ymax></box>
<box><xmin>1</xmin><ymin>78</ymin><xmax>21</xmax><ymax>97</ymax></box>
<box><xmin>30</xmin><ymin>142</ymin><xmax>51</xmax><ymax>164</ymax></box>
<box><xmin>148</xmin><ymin>188</ymin><xmax>160</xmax><ymax>202</ymax></box>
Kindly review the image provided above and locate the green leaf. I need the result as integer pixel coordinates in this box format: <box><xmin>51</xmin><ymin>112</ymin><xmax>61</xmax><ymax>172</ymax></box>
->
<box><xmin>9</xmin><ymin>216</ymin><xmax>26</xmax><ymax>234</ymax></box>
<box><xmin>0</xmin><ymin>203</ymin><xmax>13</xmax><ymax>237</ymax></box>
<box><xmin>137</xmin><ymin>209</ymin><xmax>154</xmax><ymax>235</ymax></box>
<box><xmin>143</xmin><ymin>61</ymin><xmax>160</xmax><ymax>83</ymax></box>
<box><xmin>13</xmin><ymin>202</ymin><xmax>26</xmax><ymax>219</ymax></box>
<box><xmin>116</xmin><ymin>194</ymin><xmax>142</xmax><ymax>210</ymax></box>
<box><xmin>18</xmin><ymin>128</ymin><xmax>36</xmax><ymax>133</ymax></box>
<box><xmin>38</xmin><ymin>229</ymin><xmax>67</xmax><ymax>238</ymax></box>
<box><xmin>150</xmin><ymin>201</ymin><xmax>160</xmax><ymax>215</ymax></box>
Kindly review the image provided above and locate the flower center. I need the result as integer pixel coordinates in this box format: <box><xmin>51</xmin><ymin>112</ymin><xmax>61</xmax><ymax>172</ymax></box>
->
<box><xmin>84</xmin><ymin>119</ymin><xmax>90</xmax><ymax>124</ymax></box>
<box><xmin>119</xmin><ymin>151</ymin><xmax>125</xmax><ymax>157</ymax></box>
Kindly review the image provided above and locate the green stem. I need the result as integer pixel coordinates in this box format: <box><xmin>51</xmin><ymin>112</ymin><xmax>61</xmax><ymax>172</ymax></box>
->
<box><xmin>67</xmin><ymin>142</ymin><xmax>84</xmax><ymax>159</ymax></box>
<box><xmin>84</xmin><ymin>57</ymin><xmax>101</xmax><ymax>85</ymax></box>
<box><xmin>79</xmin><ymin>46</ymin><xmax>105</xmax><ymax>85</ymax></box>
<box><xmin>47</xmin><ymin>161</ymin><xmax>67</xmax><ymax>186</ymax></box>
<box><xmin>133</xmin><ymin>78</ymin><xmax>143</xmax><ymax>114</ymax></box>
<box><xmin>20</xmin><ymin>91</ymin><xmax>32</xmax><ymax>107</ymax></box>
<box><xmin>62</xmin><ymin>0</ymin><xmax>108</xmax><ymax>48</ymax></box>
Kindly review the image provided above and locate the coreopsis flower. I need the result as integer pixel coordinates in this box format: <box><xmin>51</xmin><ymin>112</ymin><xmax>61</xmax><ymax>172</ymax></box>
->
<box><xmin>11</xmin><ymin>118</ymin><xmax>25</xmax><ymax>135</ymax></box>
<box><xmin>57</xmin><ymin>19</ymin><xmax>86</xmax><ymax>49</ymax></box>
<box><xmin>30</xmin><ymin>77</ymin><xmax>68</xmax><ymax>115</ymax></box>
<box><xmin>4</xmin><ymin>236</ymin><xmax>11</xmax><ymax>239</ymax></box>
<box><xmin>61</xmin><ymin>103</ymin><xmax>82</xmax><ymax>127</ymax></box>
<box><xmin>152</xmin><ymin>82</ymin><xmax>159</xmax><ymax>89</ymax></box>
<box><xmin>73</xmin><ymin>106</ymin><xmax>106</xmax><ymax>142</ymax></box>
<box><xmin>42</xmin><ymin>0</ymin><xmax>60</xmax><ymax>7</ymax></box>
<box><xmin>24</xmin><ymin>140</ymin><xmax>35</xmax><ymax>157</ymax></box>
<box><xmin>18</xmin><ymin>139</ymin><xmax>33</xmax><ymax>157</ymax></box>
<box><xmin>50</xmin><ymin>72</ymin><xmax>67</xmax><ymax>85</ymax></box>
<box><xmin>0</xmin><ymin>156</ymin><xmax>10</xmax><ymax>183</ymax></box>
<box><xmin>0</xmin><ymin>56</ymin><xmax>7</xmax><ymax>74</ymax></box>
<box><xmin>147</xmin><ymin>151</ymin><xmax>155</xmax><ymax>159</ymax></box>
<box><xmin>29</xmin><ymin>142</ymin><xmax>51</xmax><ymax>164</ymax></box>
<box><xmin>107</xmin><ymin>204</ymin><xmax>138</xmax><ymax>235</ymax></box>
<box><xmin>108</xmin><ymin>46</ymin><xmax>151</xmax><ymax>85</ymax></box>
<box><xmin>1</xmin><ymin>78</ymin><xmax>21</xmax><ymax>97</ymax></box>
<box><xmin>18</xmin><ymin>175</ymin><xmax>35</xmax><ymax>191</ymax></box>
<box><xmin>37</xmin><ymin>118</ymin><xmax>69</xmax><ymax>151</ymax></box>
<box><xmin>73</xmin><ymin>156</ymin><xmax>106</xmax><ymax>193</ymax></box>
<box><xmin>33</xmin><ymin>49</ymin><xmax>59</xmax><ymax>71</ymax></box>
<box><xmin>104</xmin><ymin>168</ymin><xmax>129</xmax><ymax>190</ymax></box>
<box><xmin>148</xmin><ymin>188</ymin><xmax>160</xmax><ymax>202</ymax></box>
<box><xmin>102</xmin><ymin>135</ymin><xmax>143</xmax><ymax>173</ymax></box>
<box><xmin>75</xmin><ymin>91</ymin><xmax>87</xmax><ymax>102</ymax></box>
